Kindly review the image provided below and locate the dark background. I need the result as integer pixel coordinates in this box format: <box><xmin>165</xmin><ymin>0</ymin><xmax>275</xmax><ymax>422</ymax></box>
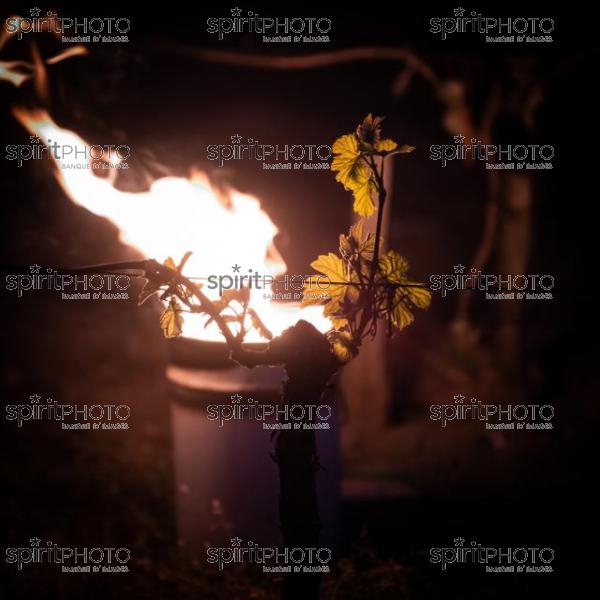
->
<box><xmin>0</xmin><ymin>1</ymin><xmax>597</xmax><ymax>598</ymax></box>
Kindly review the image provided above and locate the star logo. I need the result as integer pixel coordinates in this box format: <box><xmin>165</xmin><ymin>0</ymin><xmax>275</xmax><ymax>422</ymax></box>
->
<box><xmin>30</xmin><ymin>264</ymin><xmax>41</xmax><ymax>274</ymax></box>
<box><xmin>30</xmin><ymin>537</ymin><xmax>41</xmax><ymax>546</ymax></box>
<box><xmin>453</xmin><ymin>134</ymin><xmax>465</xmax><ymax>144</ymax></box>
<box><xmin>453</xmin><ymin>264</ymin><xmax>465</xmax><ymax>274</ymax></box>
<box><xmin>454</xmin><ymin>537</ymin><xmax>465</xmax><ymax>547</ymax></box>
<box><xmin>30</xmin><ymin>7</ymin><xmax>41</xmax><ymax>17</ymax></box>
<box><xmin>30</xmin><ymin>394</ymin><xmax>41</xmax><ymax>403</ymax></box>
<box><xmin>231</xmin><ymin>7</ymin><xmax>242</xmax><ymax>17</ymax></box>
<box><xmin>29</xmin><ymin>135</ymin><xmax>40</xmax><ymax>144</ymax></box>
<box><xmin>454</xmin><ymin>7</ymin><xmax>465</xmax><ymax>17</ymax></box>
<box><xmin>231</xmin><ymin>537</ymin><xmax>242</xmax><ymax>547</ymax></box>
<box><xmin>453</xmin><ymin>394</ymin><xmax>465</xmax><ymax>404</ymax></box>
<box><xmin>232</xmin><ymin>264</ymin><xmax>241</xmax><ymax>273</ymax></box>
<box><xmin>231</xmin><ymin>134</ymin><xmax>242</xmax><ymax>144</ymax></box>
<box><xmin>231</xmin><ymin>393</ymin><xmax>242</xmax><ymax>404</ymax></box>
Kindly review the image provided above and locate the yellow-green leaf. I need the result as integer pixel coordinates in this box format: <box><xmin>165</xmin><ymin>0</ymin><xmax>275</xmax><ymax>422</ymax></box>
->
<box><xmin>351</xmin><ymin>173</ymin><xmax>377</xmax><ymax>216</ymax></box>
<box><xmin>379</xmin><ymin>250</ymin><xmax>410</xmax><ymax>283</ymax></box>
<box><xmin>331</xmin><ymin>132</ymin><xmax>378</xmax><ymax>217</ymax></box>
<box><xmin>391</xmin><ymin>300</ymin><xmax>415</xmax><ymax>330</ymax></box>
<box><xmin>300</xmin><ymin>277</ymin><xmax>330</xmax><ymax>306</ymax></box>
<box><xmin>403</xmin><ymin>283</ymin><xmax>432</xmax><ymax>309</ymax></box>
<box><xmin>375</xmin><ymin>139</ymin><xmax>398</xmax><ymax>153</ymax></box>
<box><xmin>307</xmin><ymin>253</ymin><xmax>348</xmax><ymax>300</ymax></box>
<box><xmin>160</xmin><ymin>297</ymin><xmax>184</xmax><ymax>338</ymax></box>
<box><xmin>397</xmin><ymin>144</ymin><xmax>416</xmax><ymax>154</ymax></box>
<box><xmin>331</xmin><ymin>134</ymin><xmax>363</xmax><ymax>185</ymax></box>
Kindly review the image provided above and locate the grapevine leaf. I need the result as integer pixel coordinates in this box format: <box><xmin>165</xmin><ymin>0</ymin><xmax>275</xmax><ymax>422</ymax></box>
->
<box><xmin>402</xmin><ymin>283</ymin><xmax>432</xmax><ymax>309</ymax></box>
<box><xmin>331</xmin><ymin>133</ymin><xmax>377</xmax><ymax>217</ymax></box>
<box><xmin>306</xmin><ymin>253</ymin><xmax>348</xmax><ymax>301</ymax></box>
<box><xmin>390</xmin><ymin>300</ymin><xmax>415</xmax><ymax>330</ymax></box>
<box><xmin>397</xmin><ymin>144</ymin><xmax>416</xmax><ymax>154</ymax></box>
<box><xmin>160</xmin><ymin>297</ymin><xmax>184</xmax><ymax>338</ymax></box>
<box><xmin>331</xmin><ymin>134</ymin><xmax>363</xmax><ymax>185</ymax></box>
<box><xmin>356</xmin><ymin>113</ymin><xmax>384</xmax><ymax>146</ymax></box>
<box><xmin>379</xmin><ymin>250</ymin><xmax>410</xmax><ymax>282</ymax></box>
<box><xmin>340</xmin><ymin>220</ymin><xmax>376</xmax><ymax>262</ymax></box>
<box><xmin>375</xmin><ymin>139</ymin><xmax>398</xmax><ymax>153</ymax></box>
<box><xmin>351</xmin><ymin>174</ymin><xmax>377</xmax><ymax>217</ymax></box>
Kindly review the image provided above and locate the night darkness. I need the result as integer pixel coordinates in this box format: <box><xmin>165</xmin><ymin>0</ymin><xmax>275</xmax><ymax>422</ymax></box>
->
<box><xmin>0</xmin><ymin>2</ymin><xmax>597</xmax><ymax>599</ymax></box>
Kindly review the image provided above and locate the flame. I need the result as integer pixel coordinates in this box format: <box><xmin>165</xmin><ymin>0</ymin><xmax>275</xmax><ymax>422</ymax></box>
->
<box><xmin>0</xmin><ymin>17</ymin><xmax>87</xmax><ymax>89</ymax></box>
<box><xmin>13</xmin><ymin>108</ymin><xmax>329</xmax><ymax>341</ymax></box>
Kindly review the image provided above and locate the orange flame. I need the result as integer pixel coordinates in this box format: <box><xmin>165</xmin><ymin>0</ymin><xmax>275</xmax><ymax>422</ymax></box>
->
<box><xmin>13</xmin><ymin>108</ymin><xmax>330</xmax><ymax>341</ymax></box>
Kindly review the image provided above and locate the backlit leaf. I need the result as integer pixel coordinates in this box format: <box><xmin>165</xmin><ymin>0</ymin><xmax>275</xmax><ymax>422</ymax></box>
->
<box><xmin>390</xmin><ymin>300</ymin><xmax>415</xmax><ymax>330</ymax></box>
<box><xmin>351</xmin><ymin>173</ymin><xmax>377</xmax><ymax>217</ymax></box>
<box><xmin>356</xmin><ymin>113</ymin><xmax>383</xmax><ymax>146</ymax></box>
<box><xmin>379</xmin><ymin>250</ymin><xmax>410</xmax><ymax>282</ymax></box>
<box><xmin>375</xmin><ymin>139</ymin><xmax>398</xmax><ymax>153</ymax></box>
<box><xmin>331</xmin><ymin>134</ymin><xmax>363</xmax><ymax>185</ymax></box>
<box><xmin>331</xmin><ymin>133</ymin><xmax>377</xmax><ymax>217</ymax></box>
<box><xmin>307</xmin><ymin>253</ymin><xmax>348</xmax><ymax>300</ymax></box>
<box><xmin>397</xmin><ymin>144</ymin><xmax>416</xmax><ymax>154</ymax></box>
<box><xmin>340</xmin><ymin>220</ymin><xmax>376</xmax><ymax>262</ymax></box>
<box><xmin>403</xmin><ymin>283</ymin><xmax>432</xmax><ymax>309</ymax></box>
<box><xmin>160</xmin><ymin>297</ymin><xmax>184</xmax><ymax>338</ymax></box>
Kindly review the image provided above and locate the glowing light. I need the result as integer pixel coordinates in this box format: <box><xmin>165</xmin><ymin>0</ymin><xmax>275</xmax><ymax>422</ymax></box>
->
<box><xmin>14</xmin><ymin>108</ymin><xmax>329</xmax><ymax>341</ymax></box>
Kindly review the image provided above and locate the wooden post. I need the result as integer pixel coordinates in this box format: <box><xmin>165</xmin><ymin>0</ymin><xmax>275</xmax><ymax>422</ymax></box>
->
<box><xmin>341</xmin><ymin>156</ymin><xmax>393</xmax><ymax>463</ymax></box>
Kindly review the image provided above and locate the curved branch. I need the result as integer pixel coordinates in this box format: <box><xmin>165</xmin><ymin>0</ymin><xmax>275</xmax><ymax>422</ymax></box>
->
<box><xmin>152</xmin><ymin>42</ymin><xmax>439</xmax><ymax>83</ymax></box>
<box><xmin>60</xmin><ymin>259</ymin><xmax>241</xmax><ymax>350</ymax></box>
